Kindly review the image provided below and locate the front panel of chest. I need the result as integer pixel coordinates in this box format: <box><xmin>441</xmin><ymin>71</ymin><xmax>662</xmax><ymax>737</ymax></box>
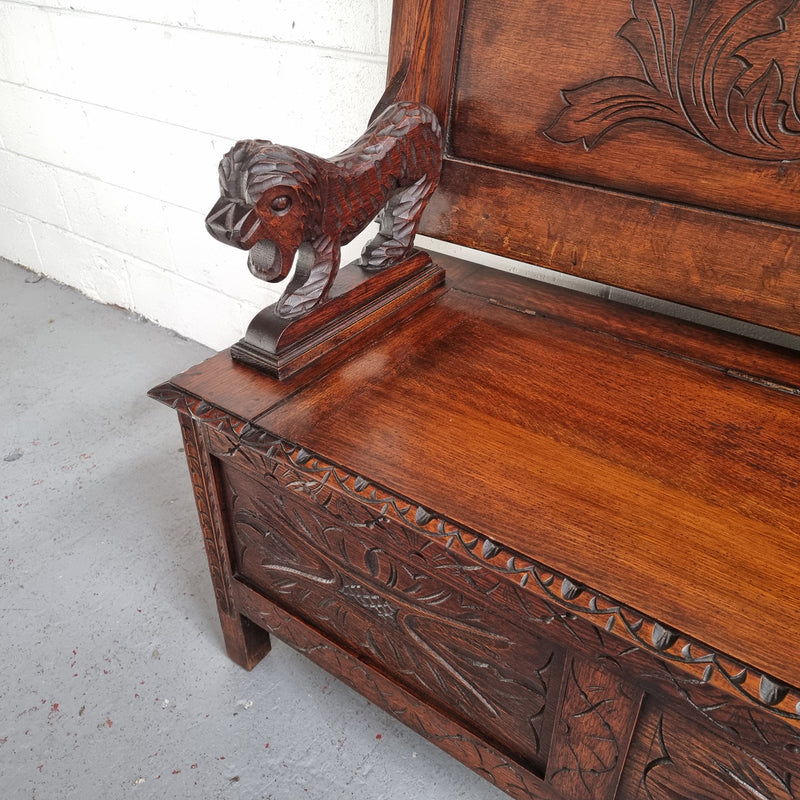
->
<box><xmin>197</xmin><ymin>421</ymin><xmax>800</xmax><ymax>800</ymax></box>
<box><xmin>211</xmin><ymin>439</ymin><xmax>563</xmax><ymax>776</ymax></box>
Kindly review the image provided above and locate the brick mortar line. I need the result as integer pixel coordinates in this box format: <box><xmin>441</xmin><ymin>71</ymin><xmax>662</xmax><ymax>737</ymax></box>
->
<box><xmin>0</xmin><ymin>142</ymin><xmax>210</xmax><ymax>216</ymax></box>
<box><xmin>0</xmin><ymin>0</ymin><xmax>389</xmax><ymax>61</ymax></box>
<box><xmin>0</xmin><ymin>76</ymin><xmax>387</xmax><ymax>160</ymax></box>
<box><xmin>0</xmin><ymin>77</ymin><xmax>244</xmax><ymax>149</ymax></box>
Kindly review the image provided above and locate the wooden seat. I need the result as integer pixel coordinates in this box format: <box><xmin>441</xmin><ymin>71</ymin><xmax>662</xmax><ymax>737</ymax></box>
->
<box><xmin>258</xmin><ymin>255</ymin><xmax>800</xmax><ymax>692</ymax></box>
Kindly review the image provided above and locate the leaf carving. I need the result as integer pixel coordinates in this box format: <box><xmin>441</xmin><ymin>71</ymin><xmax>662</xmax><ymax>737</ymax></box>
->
<box><xmin>546</xmin><ymin>78</ymin><xmax>688</xmax><ymax>150</ymax></box>
<box><xmin>548</xmin><ymin>658</ymin><xmax>642</xmax><ymax>799</ymax></box>
<box><xmin>545</xmin><ymin>0</ymin><xmax>800</xmax><ymax>161</ymax></box>
<box><xmin>643</xmin><ymin>714</ymin><xmax>798</xmax><ymax>800</ymax></box>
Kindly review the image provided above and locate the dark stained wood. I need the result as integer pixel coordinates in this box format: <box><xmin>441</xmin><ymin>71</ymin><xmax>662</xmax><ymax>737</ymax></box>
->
<box><xmin>206</xmin><ymin>101</ymin><xmax>442</xmax><ymax>320</ymax></box>
<box><xmin>199</xmin><ymin>417</ymin><xmax>798</xmax><ymax>753</ymax></box>
<box><xmin>387</xmin><ymin>0</ymin><xmax>464</xmax><ymax>131</ymax></box>
<box><xmin>256</xmin><ymin>271</ymin><xmax>800</xmax><ymax>692</ymax></box>
<box><xmin>231</xmin><ymin>253</ymin><xmax>444</xmax><ymax>378</ymax></box>
<box><xmin>453</xmin><ymin>0</ymin><xmax>800</xmax><ymax>226</ymax></box>
<box><xmin>386</xmin><ymin>0</ymin><xmax>800</xmax><ymax>335</ymax></box>
<box><xmin>230</xmin><ymin>581</ymin><xmax>560</xmax><ymax>800</ymax></box>
<box><xmin>149</xmin><ymin>1</ymin><xmax>800</xmax><ymax>797</ymax></box>
<box><xmin>546</xmin><ymin>655</ymin><xmax>643</xmax><ymax>800</ymax></box>
<box><xmin>220</xmin><ymin>459</ymin><xmax>562</xmax><ymax>773</ymax></box>
<box><xmin>176</xmin><ymin>412</ymin><xmax>271</xmax><ymax>669</ymax></box>
<box><xmin>443</xmin><ymin>254</ymin><xmax>800</xmax><ymax>391</ymax></box>
<box><xmin>422</xmin><ymin>158</ymin><xmax>800</xmax><ymax>335</ymax></box>
<box><xmin>619</xmin><ymin>701</ymin><xmax>800</xmax><ymax>799</ymax></box>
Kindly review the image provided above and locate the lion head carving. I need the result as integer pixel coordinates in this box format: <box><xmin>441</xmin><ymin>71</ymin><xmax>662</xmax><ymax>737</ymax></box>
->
<box><xmin>206</xmin><ymin>139</ymin><xmax>325</xmax><ymax>284</ymax></box>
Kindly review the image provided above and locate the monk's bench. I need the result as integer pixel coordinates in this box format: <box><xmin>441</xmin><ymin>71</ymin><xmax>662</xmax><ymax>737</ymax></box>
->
<box><xmin>151</xmin><ymin>0</ymin><xmax>800</xmax><ymax>797</ymax></box>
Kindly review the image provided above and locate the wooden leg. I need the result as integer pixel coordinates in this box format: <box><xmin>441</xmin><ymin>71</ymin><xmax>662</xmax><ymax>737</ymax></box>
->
<box><xmin>219</xmin><ymin>612</ymin><xmax>272</xmax><ymax>671</ymax></box>
<box><xmin>178</xmin><ymin>412</ymin><xmax>273</xmax><ymax>671</ymax></box>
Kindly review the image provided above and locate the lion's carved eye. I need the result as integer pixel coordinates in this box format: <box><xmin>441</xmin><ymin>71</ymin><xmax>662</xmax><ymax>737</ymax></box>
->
<box><xmin>270</xmin><ymin>195</ymin><xmax>292</xmax><ymax>215</ymax></box>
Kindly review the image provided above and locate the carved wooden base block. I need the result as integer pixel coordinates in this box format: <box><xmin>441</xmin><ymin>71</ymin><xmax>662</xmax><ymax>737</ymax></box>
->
<box><xmin>231</xmin><ymin>251</ymin><xmax>444</xmax><ymax>379</ymax></box>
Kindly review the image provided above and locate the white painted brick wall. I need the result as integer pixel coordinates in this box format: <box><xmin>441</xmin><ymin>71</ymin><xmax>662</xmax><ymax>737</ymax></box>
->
<box><xmin>3</xmin><ymin>0</ymin><xmax>794</xmax><ymax>352</ymax></box>
<box><xmin>0</xmin><ymin>0</ymin><xmax>392</xmax><ymax>348</ymax></box>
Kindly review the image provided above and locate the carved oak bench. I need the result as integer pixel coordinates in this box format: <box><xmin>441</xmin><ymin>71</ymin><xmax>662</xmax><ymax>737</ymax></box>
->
<box><xmin>151</xmin><ymin>1</ymin><xmax>800</xmax><ymax>797</ymax></box>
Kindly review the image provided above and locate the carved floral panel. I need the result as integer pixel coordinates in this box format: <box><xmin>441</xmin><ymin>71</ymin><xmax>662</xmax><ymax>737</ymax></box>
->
<box><xmin>546</xmin><ymin>0</ymin><xmax>800</xmax><ymax>162</ymax></box>
<box><xmin>217</xmin><ymin>460</ymin><xmax>562</xmax><ymax>773</ymax></box>
<box><xmin>622</xmin><ymin>703</ymin><xmax>799</xmax><ymax>799</ymax></box>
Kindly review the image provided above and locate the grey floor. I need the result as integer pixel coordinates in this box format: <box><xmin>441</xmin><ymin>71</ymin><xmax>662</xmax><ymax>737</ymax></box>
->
<box><xmin>1</xmin><ymin>258</ymin><xmax>507</xmax><ymax>799</ymax></box>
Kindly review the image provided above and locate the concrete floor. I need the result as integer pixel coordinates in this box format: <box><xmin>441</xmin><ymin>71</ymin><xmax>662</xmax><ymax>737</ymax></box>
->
<box><xmin>1</xmin><ymin>258</ymin><xmax>507</xmax><ymax>799</ymax></box>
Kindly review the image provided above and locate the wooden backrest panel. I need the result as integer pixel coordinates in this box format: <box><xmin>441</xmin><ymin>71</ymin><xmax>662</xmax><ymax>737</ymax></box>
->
<box><xmin>390</xmin><ymin>0</ymin><xmax>800</xmax><ymax>335</ymax></box>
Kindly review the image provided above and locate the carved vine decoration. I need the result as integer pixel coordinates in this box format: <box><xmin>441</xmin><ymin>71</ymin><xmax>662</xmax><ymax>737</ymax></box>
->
<box><xmin>545</xmin><ymin>0</ymin><xmax>800</xmax><ymax>161</ymax></box>
<box><xmin>148</xmin><ymin>384</ymin><xmax>800</xmax><ymax>728</ymax></box>
<box><xmin>642</xmin><ymin>714</ymin><xmax>798</xmax><ymax>799</ymax></box>
<box><xmin>245</xmin><ymin>600</ymin><xmax>546</xmax><ymax>799</ymax></box>
<box><xmin>205</xmin><ymin>101</ymin><xmax>442</xmax><ymax>319</ymax></box>
<box><xmin>548</xmin><ymin>657</ymin><xmax>641</xmax><ymax>799</ymax></box>
<box><xmin>241</xmin><ymin>435</ymin><xmax>800</xmax><ymax>727</ymax></box>
<box><xmin>176</xmin><ymin>411</ymin><xmax>236</xmax><ymax>616</ymax></box>
<box><xmin>649</xmin><ymin>661</ymin><xmax>800</xmax><ymax>752</ymax></box>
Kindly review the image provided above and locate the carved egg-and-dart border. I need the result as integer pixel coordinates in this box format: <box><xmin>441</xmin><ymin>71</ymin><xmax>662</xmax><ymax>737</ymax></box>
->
<box><xmin>149</xmin><ymin>382</ymin><xmax>800</xmax><ymax>728</ymax></box>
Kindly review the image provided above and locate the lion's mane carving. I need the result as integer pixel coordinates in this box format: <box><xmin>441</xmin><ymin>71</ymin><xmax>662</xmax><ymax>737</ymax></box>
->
<box><xmin>206</xmin><ymin>101</ymin><xmax>442</xmax><ymax>319</ymax></box>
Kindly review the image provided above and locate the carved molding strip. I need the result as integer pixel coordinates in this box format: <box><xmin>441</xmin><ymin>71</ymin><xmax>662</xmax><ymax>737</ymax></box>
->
<box><xmin>149</xmin><ymin>383</ymin><xmax>251</xmax><ymax>440</ymax></box>
<box><xmin>545</xmin><ymin>0</ymin><xmax>800</xmax><ymax>162</ymax></box>
<box><xmin>151</xmin><ymin>383</ymin><xmax>800</xmax><ymax>727</ymax></box>
<box><xmin>176</xmin><ymin>412</ymin><xmax>236</xmax><ymax>616</ymax></box>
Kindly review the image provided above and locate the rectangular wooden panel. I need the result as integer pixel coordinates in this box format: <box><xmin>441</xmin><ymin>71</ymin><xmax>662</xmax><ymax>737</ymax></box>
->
<box><xmin>230</xmin><ymin>581</ymin><xmax>554</xmax><ymax>800</ymax></box>
<box><xmin>451</xmin><ymin>0</ymin><xmax>800</xmax><ymax>227</ymax></box>
<box><xmin>391</xmin><ymin>0</ymin><xmax>800</xmax><ymax>333</ymax></box>
<box><xmin>217</xmin><ymin>458</ymin><xmax>563</xmax><ymax>774</ymax></box>
<box><xmin>546</xmin><ymin>656</ymin><xmax>642</xmax><ymax>800</ymax></box>
<box><xmin>256</xmin><ymin>287</ymin><xmax>800</xmax><ymax>691</ymax></box>
<box><xmin>619</xmin><ymin>701</ymin><xmax>800</xmax><ymax>799</ymax></box>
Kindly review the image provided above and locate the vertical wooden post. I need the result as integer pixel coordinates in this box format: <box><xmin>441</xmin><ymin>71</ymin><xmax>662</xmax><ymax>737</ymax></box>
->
<box><xmin>178</xmin><ymin>412</ymin><xmax>271</xmax><ymax>670</ymax></box>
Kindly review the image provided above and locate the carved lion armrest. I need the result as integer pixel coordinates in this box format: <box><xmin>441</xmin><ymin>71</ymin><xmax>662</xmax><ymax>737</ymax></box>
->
<box><xmin>204</xmin><ymin>101</ymin><xmax>445</xmax><ymax>378</ymax></box>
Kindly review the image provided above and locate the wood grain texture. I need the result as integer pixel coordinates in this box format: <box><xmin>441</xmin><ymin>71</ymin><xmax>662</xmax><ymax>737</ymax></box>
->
<box><xmin>148</xmin><ymin>1</ymin><xmax>800</xmax><ymax>794</ymax></box>
<box><xmin>152</xmin><ymin>260</ymin><xmax>800</xmax><ymax>722</ymax></box>
<box><xmin>619</xmin><ymin>702</ymin><xmax>800</xmax><ymax>799</ymax></box>
<box><xmin>389</xmin><ymin>0</ymin><xmax>800</xmax><ymax>334</ymax></box>
<box><xmin>200</xmin><ymin>419</ymin><xmax>800</xmax><ymax>736</ymax></box>
<box><xmin>231</xmin><ymin>254</ymin><xmax>445</xmax><ymax>378</ymax></box>
<box><xmin>219</xmin><ymin>459</ymin><xmax>561</xmax><ymax>773</ymax></box>
<box><xmin>389</xmin><ymin>0</ymin><xmax>464</xmax><ymax>129</ymax></box>
<box><xmin>205</xmin><ymin>101</ymin><xmax>442</xmax><ymax>319</ymax></box>
<box><xmin>176</xmin><ymin>412</ymin><xmax>270</xmax><ymax>669</ymax></box>
<box><xmin>256</xmin><ymin>278</ymin><xmax>800</xmax><ymax>693</ymax></box>
<box><xmin>454</xmin><ymin>0</ymin><xmax>800</xmax><ymax>221</ymax></box>
<box><xmin>422</xmin><ymin>158</ymin><xmax>800</xmax><ymax>334</ymax></box>
<box><xmin>547</xmin><ymin>656</ymin><xmax>642</xmax><ymax>800</ymax></box>
<box><xmin>443</xmin><ymin>255</ymin><xmax>800</xmax><ymax>391</ymax></box>
<box><xmin>545</xmin><ymin>1</ymin><xmax>800</xmax><ymax>166</ymax></box>
<box><xmin>231</xmin><ymin>581</ymin><xmax>558</xmax><ymax>800</ymax></box>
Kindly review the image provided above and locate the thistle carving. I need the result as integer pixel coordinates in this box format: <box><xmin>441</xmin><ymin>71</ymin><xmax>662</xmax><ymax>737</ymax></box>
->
<box><xmin>546</xmin><ymin>0</ymin><xmax>800</xmax><ymax>161</ymax></box>
<box><xmin>205</xmin><ymin>101</ymin><xmax>442</xmax><ymax>319</ymax></box>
